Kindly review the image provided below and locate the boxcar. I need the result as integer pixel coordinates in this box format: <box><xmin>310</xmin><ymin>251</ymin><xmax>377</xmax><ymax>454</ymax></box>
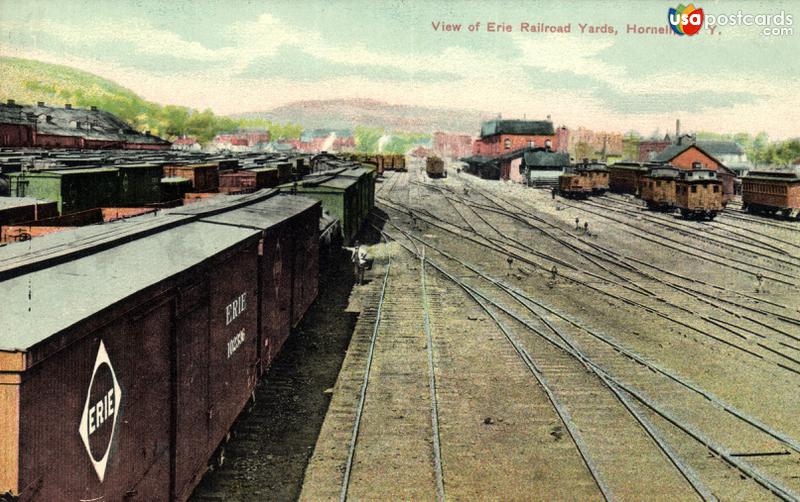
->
<box><xmin>160</xmin><ymin>177</ymin><xmax>192</xmax><ymax>203</ymax></box>
<box><xmin>741</xmin><ymin>171</ymin><xmax>800</xmax><ymax>218</ymax></box>
<box><xmin>608</xmin><ymin>162</ymin><xmax>648</xmax><ymax>195</ymax></box>
<box><xmin>217</xmin><ymin>168</ymin><xmax>280</xmax><ymax>194</ymax></box>
<box><xmin>674</xmin><ymin>169</ymin><xmax>724</xmax><ymax>219</ymax></box>
<box><xmin>640</xmin><ymin>166</ymin><xmax>679</xmax><ymax>211</ymax></box>
<box><xmin>0</xmin><ymin>189</ymin><xmax>321</xmax><ymax>502</ymax></box>
<box><xmin>8</xmin><ymin>168</ymin><xmax>120</xmax><ymax>214</ymax></box>
<box><xmin>338</xmin><ymin>167</ymin><xmax>376</xmax><ymax>223</ymax></box>
<box><xmin>163</xmin><ymin>163</ymin><xmax>219</xmax><ymax>193</ymax></box>
<box><xmin>279</xmin><ymin>175</ymin><xmax>361</xmax><ymax>243</ymax></box>
<box><xmin>426</xmin><ymin>156</ymin><xmax>446</xmax><ymax>178</ymax></box>
<box><xmin>118</xmin><ymin>163</ymin><xmax>164</xmax><ymax>206</ymax></box>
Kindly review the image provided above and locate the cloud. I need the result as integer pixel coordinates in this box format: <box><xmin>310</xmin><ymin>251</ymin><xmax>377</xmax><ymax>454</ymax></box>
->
<box><xmin>237</xmin><ymin>45</ymin><xmax>460</xmax><ymax>83</ymax></box>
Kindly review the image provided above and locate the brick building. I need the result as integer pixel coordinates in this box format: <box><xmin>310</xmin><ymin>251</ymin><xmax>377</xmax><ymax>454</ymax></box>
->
<box><xmin>472</xmin><ymin>119</ymin><xmax>556</xmax><ymax>157</ymax></box>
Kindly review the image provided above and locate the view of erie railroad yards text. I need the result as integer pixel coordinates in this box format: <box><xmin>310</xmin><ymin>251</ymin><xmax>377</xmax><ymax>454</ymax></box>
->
<box><xmin>1</xmin><ymin>0</ymin><xmax>799</xmax><ymax>501</ymax></box>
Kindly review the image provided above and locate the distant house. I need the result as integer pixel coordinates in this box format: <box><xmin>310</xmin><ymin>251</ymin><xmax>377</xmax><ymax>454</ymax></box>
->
<box><xmin>213</xmin><ymin>130</ymin><xmax>271</xmax><ymax>151</ymax></box>
<box><xmin>693</xmin><ymin>140</ymin><xmax>752</xmax><ymax>175</ymax></box>
<box><xmin>0</xmin><ymin>99</ymin><xmax>170</xmax><ymax>149</ymax></box>
<box><xmin>433</xmin><ymin>132</ymin><xmax>474</xmax><ymax>159</ymax></box>
<box><xmin>172</xmin><ymin>135</ymin><xmax>200</xmax><ymax>151</ymax></box>
<box><xmin>654</xmin><ymin>141</ymin><xmax>738</xmax><ymax>201</ymax></box>
<box><xmin>638</xmin><ymin>135</ymin><xmax>672</xmax><ymax>162</ymax></box>
<box><xmin>473</xmin><ymin>119</ymin><xmax>557</xmax><ymax>157</ymax></box>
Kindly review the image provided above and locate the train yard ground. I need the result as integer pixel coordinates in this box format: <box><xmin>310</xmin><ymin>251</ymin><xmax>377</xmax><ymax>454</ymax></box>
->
<box><xmin>199</xmin><ymin>159</ymin><xmax>800</xmax><ymax>501</ymax></box>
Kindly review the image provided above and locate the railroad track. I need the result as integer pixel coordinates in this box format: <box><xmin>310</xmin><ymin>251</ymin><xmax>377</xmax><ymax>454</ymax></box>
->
<box><xmin>380</xmin><ymin>183</ymin><xmax>800</xmax><ymax>377</ymax></box>
<box><xmin>584</xmin><ymin>195</ymin><xmax>800</xmax><ymax>261</ymax></box>
<box><xmin>336</xmin><ymin>238</ymin><xmax>445</xmax><ymax>502</ymax></box>
<box><xmin>372</xmin><ymin>200</ymin><xmax>800</xmax><ymax>500</ymax></box>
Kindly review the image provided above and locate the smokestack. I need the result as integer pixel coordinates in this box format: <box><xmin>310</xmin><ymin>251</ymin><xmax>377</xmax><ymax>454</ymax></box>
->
<box><xmin>676</xmin><ymin>118</ymin><xmax>681</xmax><ymax>139</ymax></box>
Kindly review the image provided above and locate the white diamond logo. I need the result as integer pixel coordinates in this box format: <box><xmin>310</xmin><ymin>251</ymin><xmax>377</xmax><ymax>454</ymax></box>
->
<box><xmin>78</xmin><ymin>340</ymin><xmax>122</xmax><ymax>482</ymax></box>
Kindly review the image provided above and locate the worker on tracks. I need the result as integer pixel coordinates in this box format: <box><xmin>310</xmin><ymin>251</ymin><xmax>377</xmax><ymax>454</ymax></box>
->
<box><xmin>345</xmin><ymin>241</ymin><xmax>369</xmax><ymax>284</ymax></box>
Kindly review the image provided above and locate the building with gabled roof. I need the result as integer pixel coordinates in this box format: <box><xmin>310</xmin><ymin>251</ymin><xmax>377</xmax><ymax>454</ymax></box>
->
<box><xmin>0</xmin><ymin>99</ymin><xmax>170</xmax><ymax>150</ymax></box>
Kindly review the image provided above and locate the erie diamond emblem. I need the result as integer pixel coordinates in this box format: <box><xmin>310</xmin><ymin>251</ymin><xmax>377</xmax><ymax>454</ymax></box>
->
<box><xmin>78</xmin><ymin>340</ymin><xmax>122</xmax><ymax>482</ymax></box>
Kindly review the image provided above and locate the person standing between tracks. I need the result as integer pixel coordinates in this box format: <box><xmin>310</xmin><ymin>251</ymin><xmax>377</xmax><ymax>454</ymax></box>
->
<box><xmin>756</xmin><ymin>271</ymin><xmax>764</xmax><ymax>293</ymax></box>
<box><xmin>345</xmin><ymin>241</ymin><xmax>369</xmax><ymax>284</ymax></box>
<box><xmin>575</xmin><ymin>217</ymin><xmax>580</xmax><ymax>231</ymax></box>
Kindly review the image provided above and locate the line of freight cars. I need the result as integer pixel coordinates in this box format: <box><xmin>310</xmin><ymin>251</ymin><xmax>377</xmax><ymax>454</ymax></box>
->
<box><xmin>339</xmin><ymin>153</ymin><xmax>406</xmax><ymax>174</ymax></box>
<box><xmin>0</xmin><ymin>189</ymin><xmax>323</xmax><ymax>502</ymax></box>
<box><xmin>607</xmin><ymin>161</ymin><xmax>800</xmax><ymax>220</ymax></box>
<box><xmin>3</xmin><ymin>160</ymin><xmax>305</xmax><ymax>216</ymax></box>
<box><xmin>554</xmin><ymin>160</ymin><xmax>729</xmax><ymax>220</ymax></box>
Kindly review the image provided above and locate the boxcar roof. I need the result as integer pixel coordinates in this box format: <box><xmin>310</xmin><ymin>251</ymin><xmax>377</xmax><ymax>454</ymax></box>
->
<box><xmin>0</xmin><ymin>221</ymin><xmax>260</xmax><ymax>351</ymax></box>
<box><xmin>201</xmin><ymin>195</ymin><xmax>319</xmax><ymax>230</ymax></box>
<box><xmin>744</xmin><ymin>171</ymin><xmax>800</xmax><ymax>181</ymax></box>
<box><xmin>0</xmin><ymin>197</ymin><xmax>54</xmax><ymax>209</ymax></box>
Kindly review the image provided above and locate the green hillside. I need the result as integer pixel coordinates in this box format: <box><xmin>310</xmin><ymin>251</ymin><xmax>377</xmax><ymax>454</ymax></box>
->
<box><xmin>0</xmin><ymin>57</ymin><xmax>300</xmax><ymax>143</ymax></box>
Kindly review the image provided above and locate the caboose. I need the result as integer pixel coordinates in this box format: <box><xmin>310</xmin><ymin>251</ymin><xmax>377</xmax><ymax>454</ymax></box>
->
<box><xmin>640</xmin><ymin>166</ymin><xmax>679</xmax><ymax>211</ymax></box>
<box><xmin>555</xmin><ymin>160</ymin><xmax>609</xmax><ymax>199</ymax></box>
<box><xmin>674</xmin><ymin>168</ymin><xmax>724</xmax><ymax>220</ymax></box>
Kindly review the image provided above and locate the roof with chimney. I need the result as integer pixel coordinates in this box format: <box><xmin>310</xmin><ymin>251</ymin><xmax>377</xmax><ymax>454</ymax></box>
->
<box><xmin>0</xmin><ymin>100</ymin><xmax>170</xmax><ymax>146</ymax></box>
<box><xmin>480</xmin><ymin>119</ymin><xmax>555</xmax><ymax>138</ymax></box>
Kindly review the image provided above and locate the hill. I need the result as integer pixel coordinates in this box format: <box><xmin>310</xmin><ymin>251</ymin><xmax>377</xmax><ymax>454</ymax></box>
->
<box><xmin>0</xmin><ymin>57</ymin><xmax>246</xmax><ymax>143</ymax></box>
<box><xmin>234</xmin><ymin>98</ymin><xmax>489</xmax><ymax>135</ymax></box>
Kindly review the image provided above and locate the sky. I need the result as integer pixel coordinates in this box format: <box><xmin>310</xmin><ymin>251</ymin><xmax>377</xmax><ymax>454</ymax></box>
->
<box><xmin>1</xmin><ymin>0</ymin><xmax>798</xmax><ymax>138</ymax></box>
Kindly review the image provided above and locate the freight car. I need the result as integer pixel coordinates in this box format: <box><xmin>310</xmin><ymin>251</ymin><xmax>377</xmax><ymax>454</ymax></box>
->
<box><xmin>608</xmin><ymin>162</ymin><xmax>649</xmax><ymax>195</ymax></box>
<box><xmin>426</xmin><ymin>156</ymin><xmax>446</xmax><ymax>178</ymax></box>
<box><xmin>741</xmin><ymin>170</ymin><xmax>800</xmax><ymax>218</ymax></box>
<box><xmin>163</xmin><ymin>163</ymin><xmax>219</xmax><ymax>193</ymax></box>
<box><xmin>8</xmin><ymin>167</ymin><xmax>120</xmax><ymax>214</ymax></box>
<box><xmin>674</xmin><ymin>168</ymin><xmax>724</xmax><ymax>219</ymax></box>
<box><xmin>0</xmin><ymin>189</ymin><xmax>320</xmax><ymax>502</ymax></box>
<box><xmin>117</xmin><ymin>163</ymin><xmax>165</xmax><ymax>206</ymax></box>
<box><xmin>279</xmin><ymin>172</ymin><xmax>364</xmax><ymax>244</ymax></box>
<box><xmin>640</xmin><ymin>166</ymin><xmax>679</xmax><ymax>211</ymax></box>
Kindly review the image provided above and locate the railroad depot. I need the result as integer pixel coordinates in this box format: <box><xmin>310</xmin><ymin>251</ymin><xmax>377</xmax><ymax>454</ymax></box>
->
<box><xmin>1</xmin><ymin>103</ymin><xmax>799</xmax><ymax>502</ymax></box>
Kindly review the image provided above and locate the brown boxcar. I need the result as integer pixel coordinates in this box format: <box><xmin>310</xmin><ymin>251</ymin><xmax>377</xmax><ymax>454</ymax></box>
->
<box><xmin>219</xmin><ymin>168</ymin><xmax>279</xmax><ymax>194</ymax></box>
<box><xmin>0</xmin><ymin>217</ymin><xmax>262</xmax><ymax>501</ymax></box>
<box><xmin>741</xmin><ymin>171</ymin><xmax>800</xmax><ymax>218</ymax></box>
<box><xmin>192</xmin><ymin>194</ymin><xmax>321</xmax><ymax>371</ymax></box>
<box><xmin>675</xmin><ymin>169</ymin><xmax>724</xmax><ymax>219</ymax></box>
<box><xmin>0</xmin><ymin>189</ymin><xmax>321</xmax><ymax>501</ymax></box>
<box><xmin>608</xmin><ymin>162</ymin><xmax>648</xmax><ymax>195</ymax></box>
<box><xmin>163</xmin><ymin>163</ymin><xmax>219</xmax><ymax>192</ymax></box>
<box><xmin>640</xmin><ymin>166</ymin><xmax>679</xmax><ymax>211</ymax></box>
